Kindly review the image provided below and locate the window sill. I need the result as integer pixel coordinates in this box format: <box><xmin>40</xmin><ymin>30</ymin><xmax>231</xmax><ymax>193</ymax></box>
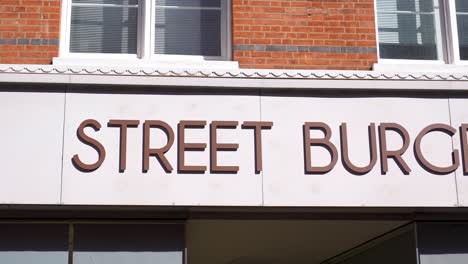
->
<box><xmin>373</xmin><ymin>63</ymin><xmax>468</xmax><ymax>73</ymax></box>
<box><xmin>52</xmin><ymin>57</ymin><xmax>239</xmax><ymax>70</ymax></box>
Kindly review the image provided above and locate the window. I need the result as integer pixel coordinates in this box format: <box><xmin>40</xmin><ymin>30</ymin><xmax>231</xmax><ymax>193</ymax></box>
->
<box><xmin>0</xmin><ymin>223</ymin><xmax>184</xmax><ymax>264</ymax></box>
<box><xmin>69</xmin><ymin>0</ymin><xmax>139</xmax><ymax>55</ymax></box>
<box><xmin>73</xmin><ymin>224</ymin><xmax>184</xmax><ymax>264</ymax></box>
<box><xmin>454</xmin><ymin>0</ymin><xmax>468</xmax><ymax>61</ymax></box>
<box><xmin>375</xmin><ymin>0</ymin><xmax>468</xmax><ymax>64</ymax></box>
<box><xmin>59</xmin><ymin>0</ymin><xmax>231</xmax><ymax>62</ymax></box>
<box><xmin>324</xmin><ymin>224</ymin><xmax>417</xmax><ymax>264</ymax></box>
<box><xmin>0</xmin><ymin>224</ymin><xmax>68</xmax><ymax>264</ymax></box>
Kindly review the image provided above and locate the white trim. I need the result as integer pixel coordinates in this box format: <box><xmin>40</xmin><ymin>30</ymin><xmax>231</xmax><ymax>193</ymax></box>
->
<box><xmin>373</xmin><ymin>62</ymin><xmax>468</xmax><ymax>72</ymax></box>
<box><xmin>152</xmin><ymin>54</ymin><xmax>229</xmax><ymax>61</ymax></box>
<box><xmin>59</xmin><ymin>0</ymin><xmax>71</xmax><ymax>57</ymax></box>
<box><xmin>140</xmin><ymin>0</ymin><xmax>151</xmax><ymax>59</ymax></box>
<box><xmin>51</xmin><ymin>57</ymin><xmax>239</xmax><ymax>69</ymax></box>
<box><xmin>148</xmin><ymin>0</ymin><xmax>156</xmax><ymax>57</ymax></box>
<box><xmin>136</xmin><ymin>0</ymin><xmax>142</xmax><ymax>58</ymax></box>
<box><xmin>57</xmin><ymin>53</ymin><xmax>138</xmax><ymax>59</ymax></box>
<box><xmin>454</xmin><ymin>61</ymin><xmax>468</xmax><ymax>66</ymax></box>
<box><xmin>373</xmin><ymin>0</ymin><xmax>382</xmax><ymax>64</ymax></box>
<box><xmin>440</xmin><ymin>0</ymin><xmax>454</xmax><ymax>63</ymax></box>
<box><xmin>449</xmin><ymin>0</ymin><xmax>463</xmax><ymax>64</ymax></box>
<box><xmin>222</xmin><ymin>0</ymin><xmax>232</xmax><ymax>60</ymax></box>
<box><xmin>2</xmin><ymin>64</ymin><xmax>468</xmax><ymax>81</ymax></box>
<box><xmin>434</xmin><ymin>0</ymin><xmax>445</xmax><ymax>61</ymax></box>
<box><xmin>376</xmin><ymin>59</ymin><xmax>446</xmax><ymax>65</ymax></box>
<box><xmin>2</xmin><ymin>71</ymin><xmax>468</xmax><ymax>91</ymax></box>
<box><xmin>373</xmin><ymin>59</ymin><xmax>447</xmax><ymax>71</ymax></box>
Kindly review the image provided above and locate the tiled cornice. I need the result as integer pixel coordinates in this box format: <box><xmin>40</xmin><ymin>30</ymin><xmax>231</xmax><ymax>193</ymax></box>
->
<box><xmin>1</xmin><ymin>64</ymin><xmax>468</xmax><ymax>81</ymax></box>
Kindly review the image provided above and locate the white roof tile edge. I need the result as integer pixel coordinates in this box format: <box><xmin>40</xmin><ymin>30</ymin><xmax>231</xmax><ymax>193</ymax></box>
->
<box><xmin>1</xmin><ymin>64</ymin><xmax>468</xmax><ymax>81</ymax></box>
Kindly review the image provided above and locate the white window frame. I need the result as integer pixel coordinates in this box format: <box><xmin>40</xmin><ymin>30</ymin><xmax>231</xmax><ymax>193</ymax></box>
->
<box><xmin>58</xmin><ymin>0</ymin><xmax>140</xmax><ymax>60</ymax></box>
<box><xmin>57</xmin><ymin>0</ymin><xmax>233</xmax><ymax>66</ymax></box>
<box><xmin>374</xmin><ymin>0</ymin><xmax>468</xmax><ymax>67</ymax></box>
<box><xmin>446</xmin><ymin>0</ymin><xmax>468</xmax><ymax>65</ymax></box>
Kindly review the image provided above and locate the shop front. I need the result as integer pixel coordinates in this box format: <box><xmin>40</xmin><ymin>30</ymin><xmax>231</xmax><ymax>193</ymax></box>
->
<box><xmin>1</xmin><ymin>67</ymin><xmax>468</xmax><ymax>263</ymax></box>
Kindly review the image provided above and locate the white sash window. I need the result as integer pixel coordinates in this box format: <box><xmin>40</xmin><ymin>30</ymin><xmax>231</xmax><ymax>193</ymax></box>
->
<box><xmin>59</xmin><ymin>0</ymin><xmax>231</xmax><ymax>62</ymax></box>
<box><xmin>376</xmin><ymin>0</ymin><xmax>468</xmax><ymax>65</ymax></box>
<box><xmin>454</xmin><ymin>0</ymin><xmax>468</xmax><ymax>61</ymax></box>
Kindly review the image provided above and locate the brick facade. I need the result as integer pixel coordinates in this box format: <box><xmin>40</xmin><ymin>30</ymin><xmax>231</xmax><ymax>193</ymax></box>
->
<box><xmin>0</xmin><ymin>0</ymin><xmax>60</xmax><ymax>64</ymax></box>
<box><xmin>232</xmin><ymin>0</ymin><xmax>378</xmax><ymax>70</ymax></box>
<box><xmin>0</xmin><ymin>0</ymin><xmax>378</xmax><ymax>69</ymax></box>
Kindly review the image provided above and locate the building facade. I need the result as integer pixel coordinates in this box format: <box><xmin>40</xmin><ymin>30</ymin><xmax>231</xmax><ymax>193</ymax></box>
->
<box><xmin>1</xmin><ymin>0</ymin><xmax>468</xmax><ymax>264</ymax></box>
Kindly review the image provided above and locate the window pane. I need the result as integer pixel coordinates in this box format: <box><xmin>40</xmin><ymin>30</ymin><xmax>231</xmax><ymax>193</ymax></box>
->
<box><xmin>156</xmin><ymin>0</ymin><xmax>220</xmax><ymax>8</ymax></box>
<box><xmin>340</xmin><ymin>229</ymin><xmax>417</xmax><ymax>264</ymax></box>
<box><xmin>456</xmin><ymin>0</ymin><xmax>468</xmax><ymax>12</ymax></box>
<box><xmin>456</xmin><ymin>0</ymin><xmax>468</xmax><ymax>60</ymax></box>
<box><xmin>70</xmin><ymin>0</ymin><xmax>138</xmax><ymax>54</ymax></box>
<box><xmin>0</xmin><ymin>224</ymin><xmax>68</xmax><ymax>264</ymax></box>
<box><xmin>377</xmin><ymin>0</ymin><xmax>435</xmax><ymax>12</ymax></box>
<box><xmin>376</xmin><ymin>0</ymin><xmax>439</xmax><ymax>60</ymax></box>
<box><xmin>154</xmin><ymin>1</ymin><xmax>222</xmax><ymax>56</ymax></box>
<box><xmin>323</xmin><ymin>224</ymin><xmax>417</xmax><ymax>264</ymax></box>
<box><xmin>73</xmin><ymin>224</ymin><xmax>184</xmax><ymax>264</ymax></box>
<box><xmin>417</xmin><ymin>223</ymin><xmax>468</xmax><ymax>264</ymax></box>
<box><xmin>73</xmin><ymin>0</ymin><xmax>137</xmax><ymax>5</ymax></box>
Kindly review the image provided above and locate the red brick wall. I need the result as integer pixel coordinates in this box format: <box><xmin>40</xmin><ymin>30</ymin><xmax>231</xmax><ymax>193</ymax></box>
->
<box><xmin>0</xmin><ymin>0</ymin><xmax>60</xmax><ymax>64</ymax></box>
<box><xmin>232</xmin><ymin>0</ymin><xmax>378</xmax><ymax>70</ymax></box>
<box><xmin>0</xmin><ymin>0</ymin><xmax>378</xmax><ymax>70</ymax></box>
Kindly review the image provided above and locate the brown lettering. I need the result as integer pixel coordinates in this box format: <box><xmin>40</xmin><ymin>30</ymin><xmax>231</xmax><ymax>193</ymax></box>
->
<box><xmin>340</xmin><ymin>123</ymin><xmax>377</xmax><ymax>175</ymax></box>
<box><xmin>462</xmin><ymin>124</ymin><xmax>468</xmax><ymax>175</ymax></box>
<box><xmin>303</xmin><ymin>122</ymin><xmax>338</xmax><ymax>174</ymax></box>
<box><xmin>210</xmin><ymin>121</ymin><xmax>239</xmax><ymax>173</ymax></box>
<box><xmin>415</xmin><ymin>124</ymin><xmax>459</xmax><ymax>174</ymax></box>
<box><xmin>242</xmin><ymin>121</ymin><xmax>273</xmax><ymax>173</ymax></box>
<box><xmin>178</xmin><ymin>120</ymin><xmax>207</xmax><ymax>173</ymax></box>
<box><xmin>72</xmin><ymin>119</ymin><xmax>106</xmax><ymax>172</ymax></box>
<box><xmin>378</xmin><ymin>123</ymin><xmax>411</xmax><ymax>174</ymax></box>
<box><xmin>108</xmin><ymin>119</ymin><xmax>139</xmax><ymax>172</ymax></box>
<box><xmin>143</xmin><ymin>120</ymin><xmax>174</xmax><ymax>173</ymax></box>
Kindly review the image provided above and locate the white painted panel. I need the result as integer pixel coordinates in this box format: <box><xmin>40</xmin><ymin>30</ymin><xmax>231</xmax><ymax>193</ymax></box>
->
<box><xmin>62</xmin><ymin>92</ymin><xmax>261</xmax><ymax>206</ymax></box>
<box><xmin>448</xmin><ymin>98</ymin><xmax>468</xmax><ymax>207</ymax></box>
<box><xmin>262</xmin><ymin>96</ymin><xmax>457</xmax><ymax>207</ymax></box>
<box><xmin>0</xmin><ymin>92</ymin><xmax>64</xmax><ymax>204</ymax></box>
